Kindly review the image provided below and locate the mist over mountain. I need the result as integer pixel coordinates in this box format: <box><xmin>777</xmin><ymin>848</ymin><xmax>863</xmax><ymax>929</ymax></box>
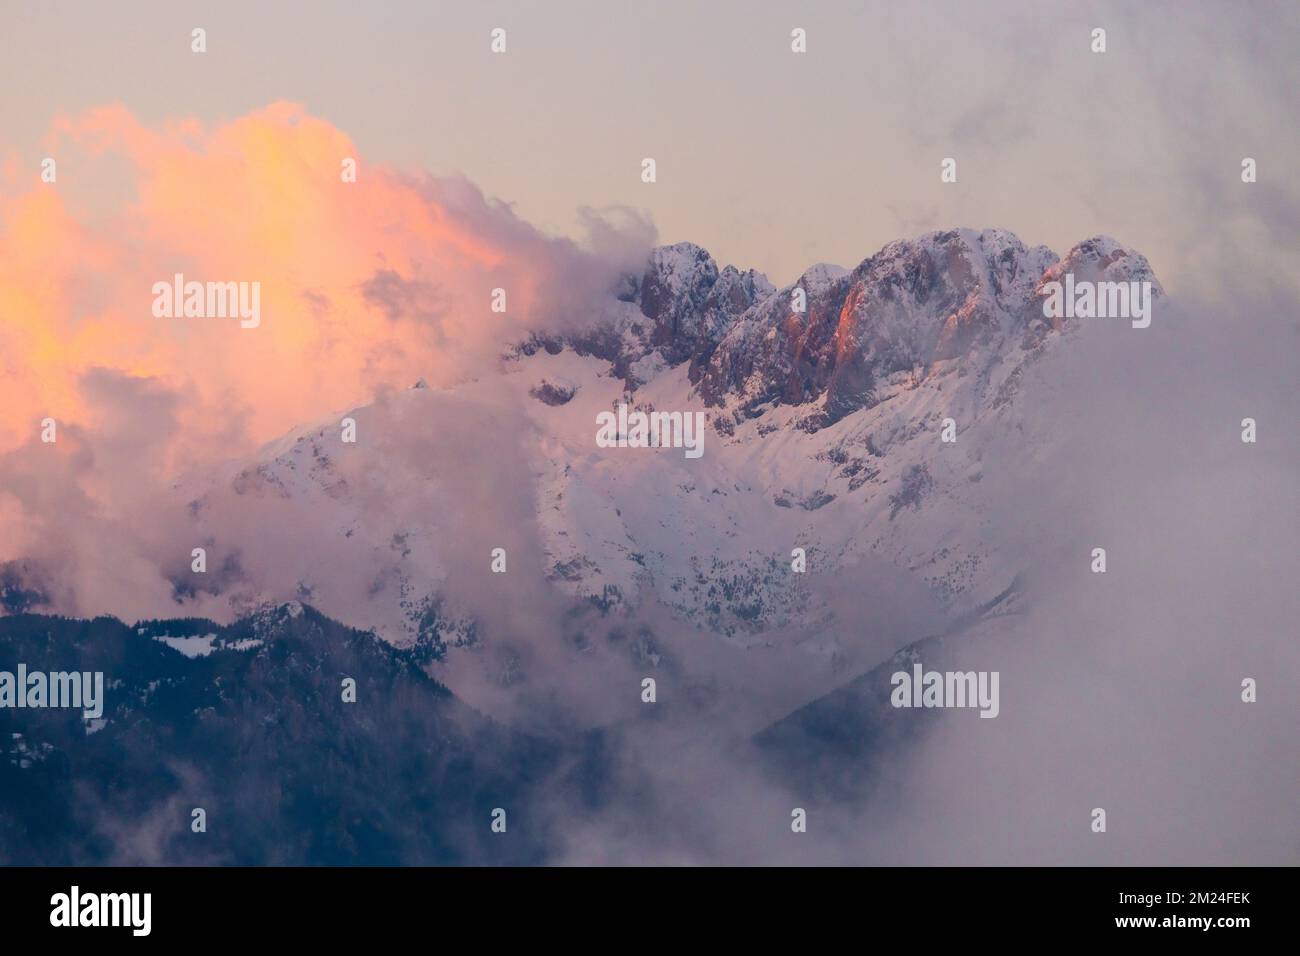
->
<box><xmin>1</xmin><ymin>227</ymin><xmax>1295</xmax><ymax>865</ymax></box>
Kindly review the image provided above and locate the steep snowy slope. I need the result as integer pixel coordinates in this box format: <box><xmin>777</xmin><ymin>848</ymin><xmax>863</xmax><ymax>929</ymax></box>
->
<box><xmin>126</xmin><ymin>228</ymin><xmax>1162</xmax><ymax>722</ymax></box>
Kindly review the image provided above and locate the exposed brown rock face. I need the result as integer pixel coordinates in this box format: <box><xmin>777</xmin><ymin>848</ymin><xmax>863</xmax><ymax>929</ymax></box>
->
<box><xmin>517</xmin><ymin>228</ymin><xmax>1159</xmax><ymax>428</ymax></box>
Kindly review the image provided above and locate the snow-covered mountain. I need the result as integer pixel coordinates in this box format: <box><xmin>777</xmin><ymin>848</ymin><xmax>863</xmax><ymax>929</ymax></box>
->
<box><xmin>92</xmin><ymin>228</ymin><xmax>1162</xmax><ymax>722</ymax></box>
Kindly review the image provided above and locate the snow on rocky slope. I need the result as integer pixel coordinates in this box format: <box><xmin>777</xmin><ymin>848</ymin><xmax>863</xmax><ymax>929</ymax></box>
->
<box><xmin>166</xmin><ymin>228</ymin><xmax>1161</xmax><ymax>709</ymax></box>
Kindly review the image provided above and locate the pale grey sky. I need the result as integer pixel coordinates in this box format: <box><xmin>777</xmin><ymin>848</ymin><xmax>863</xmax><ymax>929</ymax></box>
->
<box><xmin>2</xmin><ymin>0</ymin><xmax>1296</xmax><ymax>294</ymax></box>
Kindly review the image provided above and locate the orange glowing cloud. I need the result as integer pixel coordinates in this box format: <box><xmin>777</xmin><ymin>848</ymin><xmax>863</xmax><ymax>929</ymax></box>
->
<box><xmin>0</xmin><ymin>101</ymin><xmax>652</xmax><ymax>461</ymax></box>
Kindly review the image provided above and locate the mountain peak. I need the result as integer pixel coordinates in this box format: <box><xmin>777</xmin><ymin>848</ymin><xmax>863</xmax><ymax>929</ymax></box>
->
<box><xmin>524</xmin><ymin>228</ymin><xmax>1161</xmax><ymax>424</ymax></box>
<box><xmin>637</xmin><ymin>242</ymin><xmax>773</xmax><ymax>364</ymax></box>
<box><xmin>1047</xmin><ymin>235</ymin><xmax>1162</xmax><ymax>291</ymax></box>
<box><xmin>686</xmin><ymin>228</ymin><xmax>1161</xmax><ymax>422</ymax></box>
